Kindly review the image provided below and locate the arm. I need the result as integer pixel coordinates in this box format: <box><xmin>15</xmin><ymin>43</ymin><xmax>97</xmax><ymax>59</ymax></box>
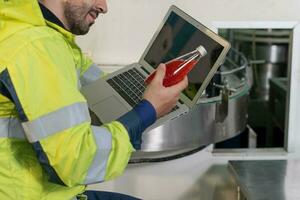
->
<box><xmin>77</xmin><ymin>55</ymin><xmax>157</xmax><ymax>150</ymax></box>
<box><xmin>0</xmin><ymin>37</ymin><xmax>134</xmax><ymax>186</ymax></box>
<box><xmin>77</xmin><ymin>53</ymin><xmax>105</xmax><ymax>86</ymax></box>
<box><xmin>1</xmin><ymin>37</ymin><xmax>186</xmax><ymax>187</ymax></box>
<box><xmin>79</xmin><ymin>56</ymin><xmax>188</xmax><ymax>149</ymax></box>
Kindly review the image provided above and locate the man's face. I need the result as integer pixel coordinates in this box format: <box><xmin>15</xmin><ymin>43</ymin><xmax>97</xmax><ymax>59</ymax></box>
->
<box><xmin>64</xmin><ymin>0</ymin><xmax>107</xmax><ymax>35</ymax></box>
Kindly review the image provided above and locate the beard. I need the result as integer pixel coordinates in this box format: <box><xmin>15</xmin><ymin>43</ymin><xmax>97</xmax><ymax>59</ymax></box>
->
<box><xmin>64</xmin><ymin>1</ymin><xmax>94</xmax><ymax>35</ymax></box>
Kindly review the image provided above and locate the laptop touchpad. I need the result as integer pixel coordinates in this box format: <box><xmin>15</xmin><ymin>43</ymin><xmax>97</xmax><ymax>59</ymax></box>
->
<box><xmin>91</xmin><ymin>96</ymin><xmax>128</xmax><ymax>123</ymax></box>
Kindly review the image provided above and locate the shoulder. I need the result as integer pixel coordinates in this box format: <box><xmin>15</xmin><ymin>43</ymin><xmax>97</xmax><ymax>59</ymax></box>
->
<box><xmin>0</xmin><ymin>26</ymin><xmax>77</xmax><ymax>80</ymax></box>
<box><xmin>0</xmin><ymin>26</ymin><xmax>72</xmax><ymax>62</ymax></box>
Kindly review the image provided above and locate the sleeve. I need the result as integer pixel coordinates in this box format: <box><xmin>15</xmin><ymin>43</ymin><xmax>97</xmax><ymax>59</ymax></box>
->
<box><xmin>0</xmin><ymin>37</ymin><xmax>135</xmax><ymax>187</ymax></box>
<box><xmin>117</xmin><ymin>99</ymin><xmax>157</xmax><ymax>150</ymax></box>
<box><xmin>78</xmin><ymin>53</ymin><xmax>105</xmax><ymax>87</ymax></box>
<box><xmin>77</xmin><ymin>51</ymin><xmax>157</xmax><ymax>149</ymax></box>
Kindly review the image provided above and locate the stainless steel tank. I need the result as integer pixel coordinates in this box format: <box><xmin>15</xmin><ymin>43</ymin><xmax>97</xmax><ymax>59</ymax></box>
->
<box><xmin>131</xmin><ymin>88</ymin><xmax>249</xmax><ymax>160</ymax></box>
<box><xmin>232</xmin><ymin>29</ymin><xmax>290</xmax><ymax>101</ymax></box>
<box><xmin>132</xmin><ymin>49</ymin><xmax>250</xmax><ymax>160</ymax></box>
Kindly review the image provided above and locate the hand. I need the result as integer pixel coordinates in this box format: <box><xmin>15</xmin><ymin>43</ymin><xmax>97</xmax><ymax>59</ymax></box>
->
<box><xmin>143</xmin><ymin>64</ymin><xmax>188</xmax><ymax>118</ymax></box>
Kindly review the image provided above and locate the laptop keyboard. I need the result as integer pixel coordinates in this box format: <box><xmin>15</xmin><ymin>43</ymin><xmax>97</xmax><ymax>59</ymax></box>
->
<box><xmin>107</xmin><ymin>68</ymin><xmax>146</xmax><ymax>107</ymax></box>
<box><xmin>107</xmin><ymin>68</ymin><xmax>179</xmax><ymax>112</ymax></box>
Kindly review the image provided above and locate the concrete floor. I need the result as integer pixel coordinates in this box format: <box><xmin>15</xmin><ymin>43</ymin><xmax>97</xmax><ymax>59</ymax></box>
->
<box><xmin>88</xmin><ymin>148</ymin><xmax>238</xmax><ymax>200</ymax></box>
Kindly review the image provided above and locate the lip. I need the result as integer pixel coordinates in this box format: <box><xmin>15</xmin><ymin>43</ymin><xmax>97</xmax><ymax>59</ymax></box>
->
<box><xmin>88</xmin><ymin>10</ymin><xmax>98</xmax><ymax>20</ymax></box>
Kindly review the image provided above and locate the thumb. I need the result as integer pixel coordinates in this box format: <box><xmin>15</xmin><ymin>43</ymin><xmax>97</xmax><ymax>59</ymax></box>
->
<box><xmin>153</xmin><ymin>64</ymin><xmax>166</xmax><ymax>84</ymax></box>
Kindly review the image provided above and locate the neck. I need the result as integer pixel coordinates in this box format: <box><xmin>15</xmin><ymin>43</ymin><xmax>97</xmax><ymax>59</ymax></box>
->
<box><xmin>38</xmin><ymin>0</ymin><xmax>70</xmax><ymax>30</ymax></box>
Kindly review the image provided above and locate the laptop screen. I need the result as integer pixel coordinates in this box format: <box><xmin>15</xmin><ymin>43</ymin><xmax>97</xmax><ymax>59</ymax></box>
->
<box><xmin>143</xmin><ymin>11</ymin><xmax>224</xmax><ymax>100</ymax></box>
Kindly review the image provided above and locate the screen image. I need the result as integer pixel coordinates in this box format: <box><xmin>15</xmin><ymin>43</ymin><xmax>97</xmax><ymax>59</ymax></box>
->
<box><xmin>144</xmin><ymin>11</ymin><xmax>224</xmax><ymax>100</ymax></box>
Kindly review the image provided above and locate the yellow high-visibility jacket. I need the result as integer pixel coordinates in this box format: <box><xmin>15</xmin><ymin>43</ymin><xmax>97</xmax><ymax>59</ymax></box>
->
<box><xmin>0</xmin><ymin>0</ymin><xmax>156</xmax><ymax>199</ymax></box>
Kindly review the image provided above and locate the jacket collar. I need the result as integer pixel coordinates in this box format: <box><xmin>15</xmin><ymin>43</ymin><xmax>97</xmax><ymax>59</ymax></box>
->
<box><xmin>39</xmin><ymin>2</ymin><xmax>66</xmax><ymax>30</ymax></box>
<box><xmin>38</xmin><ymin>2</ymin><xmax>75</xmax><ymax>43</ymax></box>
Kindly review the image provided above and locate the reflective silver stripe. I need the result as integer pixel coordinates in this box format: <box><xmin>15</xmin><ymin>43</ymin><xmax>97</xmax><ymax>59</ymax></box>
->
<box><xmin>80</xmin><ymin>63</ymin><xmax>103</xmax><ymax>87</ymax></box>
<box><xmin>22</xmin><ymin>102</ymin><xmax>91</xmax><ymax>143</ymax></box>
<box><xmin>84</xmin><ymin>126</ymin><xmax>112</xmax><ymax>184</ymax></box>
<box><xmin>0</xmin><ymin>117</ymin><xmax>25</xmax><ymax>139</ymax></box>
<box><xmin>72</xmin><ymin>196</ymin><xmax>78</xmax><ymax>200</ymax></box>
<box><xmin>77</xmin><ymin>69</ymin><xmax>82</xmax><ymax>89</ymax></box>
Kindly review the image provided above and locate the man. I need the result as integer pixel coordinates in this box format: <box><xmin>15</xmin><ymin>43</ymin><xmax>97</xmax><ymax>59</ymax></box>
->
<box><xmin>0</xmin><ymin>0</ymin><xmax>188</xmax><ymax>199</ymax></box>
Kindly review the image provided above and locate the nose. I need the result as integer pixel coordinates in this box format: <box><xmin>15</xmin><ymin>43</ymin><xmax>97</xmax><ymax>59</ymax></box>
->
<box><xmin>96</xmin><ymin>0</ymin><xmax>108</xmax><ymax>13</ymax></box>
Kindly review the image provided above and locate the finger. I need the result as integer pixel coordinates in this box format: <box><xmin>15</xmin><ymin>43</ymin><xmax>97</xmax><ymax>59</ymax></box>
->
<box><xmin>153</xmin><ymin>64</ymin><xmax>166</xmax><ymax>84</ymax></box>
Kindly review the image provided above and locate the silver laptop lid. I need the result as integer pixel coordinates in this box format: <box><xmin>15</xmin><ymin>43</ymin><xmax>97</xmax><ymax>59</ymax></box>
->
<box><xmin>139</xmin><ymin>5</ymin><xmax>230</xmax><ymax>108</ymax></box>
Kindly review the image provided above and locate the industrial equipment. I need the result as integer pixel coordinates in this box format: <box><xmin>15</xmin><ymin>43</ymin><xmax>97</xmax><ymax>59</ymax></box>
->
<box><xmin>131</xmin><ymin>48</ymin><xmax>251</xmax><ymax>160</ymax></box>
<box><xmin>218</xmin><ymin>29</ymin><xmax>291</xmax><ymax>148</ymax></box>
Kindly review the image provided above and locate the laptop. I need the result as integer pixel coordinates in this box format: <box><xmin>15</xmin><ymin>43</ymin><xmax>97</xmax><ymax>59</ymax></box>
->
<box><xmin>81</xmin><ymin>5</ymin><xmax>230</xmax><ymax>129</ymax></box>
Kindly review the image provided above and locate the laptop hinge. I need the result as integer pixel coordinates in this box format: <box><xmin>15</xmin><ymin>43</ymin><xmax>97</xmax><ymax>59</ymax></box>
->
<box><xmin>140</xmin><ymin>66</ymin><xmax>150</xmax><ymax>75</ymax></box>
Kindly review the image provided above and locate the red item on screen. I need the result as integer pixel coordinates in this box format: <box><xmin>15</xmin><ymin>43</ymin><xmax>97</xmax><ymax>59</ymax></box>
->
<box><xmin>145</xmin><ymin>59</ymin><xmax>198</xmax><ymax>87</ymax></box>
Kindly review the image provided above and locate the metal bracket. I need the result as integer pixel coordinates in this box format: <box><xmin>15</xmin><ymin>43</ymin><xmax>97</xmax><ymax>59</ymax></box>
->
<box><xmin>215</xmin><ymin>85</ymin><xmax>229</xmax><ymax>123</ymax></box>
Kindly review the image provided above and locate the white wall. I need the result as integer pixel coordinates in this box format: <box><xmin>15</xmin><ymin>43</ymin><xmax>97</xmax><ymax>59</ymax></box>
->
<box><xmin>77</xmin><ymin>0</ymin><xmax>300</xmax><ymax>65</ymax></box>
